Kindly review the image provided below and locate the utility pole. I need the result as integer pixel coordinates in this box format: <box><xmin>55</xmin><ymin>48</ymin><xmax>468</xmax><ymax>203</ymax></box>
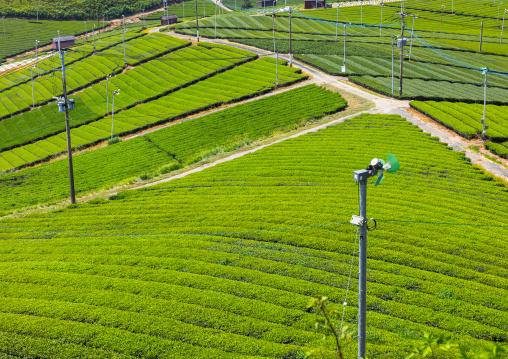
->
<box><xmin>215</xmin><ymin>1</ymin><xmax>217</xmax><ymax>39</ymax></box>
<box><xmin>84</xmin><ymin>21</ymin><xmax>87</xmax><ymax>41</ymax></box>
<box><xmin>391</xmin><ymin>35</ymin><xmax>396</xmax><ymax>95</ymax></box>
<box><xmin>143</xmin><ymin>9</ymin><xmax>146</xmax><ymax>28</ymax></box>
<box><xmin>361</xmin><ymin>0</ymin><xmax>363</xmax><ymax>25</ymax></box>
<box><xmin>35</xmin><ymin>40</ymin><xmax>40</xmax><ymax>75</ymax></box>
<box><xmin>440</xmin><ymin>5</ymin><xmax>444</xmax><ymax>33</ymax></box>
<box><xmin>272</xmin><ymin>10</ymin><xmax>276</xmax><ymax>53</ymax></box>
<box><xmin>31</xmin><ymin>66</ymin><xmax>35</xmax><ymax>107</ymax></box>
<box><xmin>502</xmin><ymin>9</ymin><xmax>507</xmax><ymax>43</ymax></box>
<box><xmin>408</xmin><ymin>14</ymin><xmax>417</xmax><ymax>61</ymax></box>
<box><xmin>397</xmin><ymin>12</ymin><xmax>408</xmax><ymax>97</ymax></box>
<box><xmin>2</xmin><ymin>17</ymin><xmax>5</xmax><ymax>34</ymax></box>
<box><xmin>195</xmin><ymin>0</ymin><xmax>200</xmax><ymax>41</ymax></box>
<box><xmin>480</xmin><ymin>21</ymin><xmax>484</xmax><ymax>52</ymax></box>
<box><xmin>498</xmin><ymin>2</ymin><xmax>503</xmax><ymax>26</ymax></box>
<box><xmin>111</xmin><ymin>90</ymin><xmax>120</xmax><ymax>140</ymax></box>
<box><xmin>481</xmin><ymin>67</ymin><xmax>488</xmax><ymax>139</ymax></box>
<box><xmin>275</xmin><ymin>52</ymin><xmax>279</xmax><ymax>88</ymax></box>
<box><xmin>103</xmin><ymin>14</ymin><xmax>105</xmax><ymax>31</ymax></box>
<box><xmin>106</xmin><ymin>75</ymin><xmax>111</xmax><ymax>115</ymax></box>
<box><xmin>380</xmin><ymin>2</ymin><xmax>384</xmax><ymax>37</ymax></box>
<box><xmin>92</xmin><ymin>25</ymin><xmax>96</xmax><ymax>52</ymax></box>
<box><xmin>336</xmin><ymin>3</ymin><xmax>339</xmax><ymax>42</ymax></box>
<box><xmin>183</xmin><ymin>0</ymin><xmax>185</xmax><ymax>20</ymax></box>
<box><xmin>57</xmin><ymin>31</ymin><xmax>76</xmax><ymax>205</ymax></box>
<box><xmin>122</xmin><ymin>27</ymin><xmax>126</xmax><ymax>64</ymax></box>
<box><xmin>343</xmin><ymin>24</ymin><xmax>347</xmax><ymax>73</ymax></box>
<box><xmin>289</xmin><ymin>7</ymin><xmax>292</xmax><ymax>67</ymax></box>
<box><xmin>37</xmin><ymin>6</ymin><xmax>39</xmax><ymax>22</ymax></box>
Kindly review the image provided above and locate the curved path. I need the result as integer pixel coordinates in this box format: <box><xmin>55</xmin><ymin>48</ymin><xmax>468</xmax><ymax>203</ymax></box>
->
<box><xmin>135</xmin><ymin>30</ymin><xmax>508</xmax><ymax>190</ymax></box>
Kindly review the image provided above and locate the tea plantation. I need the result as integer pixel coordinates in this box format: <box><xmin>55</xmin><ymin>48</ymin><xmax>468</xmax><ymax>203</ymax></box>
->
<box><xmin>0</xmin><ymin>84</ymin><xmax>346</xmax><ymax>213</ymax></box>
<box><xmin>0</xmin><ymin>114</ymin><xmax>507</xmax><ymax>357</ymax></box>
<box><xmin>0</xmin><ymin>0</ymin><xmax>507</xmax><ymax>357</ymax></box>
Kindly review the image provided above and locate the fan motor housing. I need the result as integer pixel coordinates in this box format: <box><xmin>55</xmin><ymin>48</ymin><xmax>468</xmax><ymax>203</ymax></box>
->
<box><xmin>353</xmin><ymin>169</ymin><xmax>371</xmax><ymax>182</ymax></box>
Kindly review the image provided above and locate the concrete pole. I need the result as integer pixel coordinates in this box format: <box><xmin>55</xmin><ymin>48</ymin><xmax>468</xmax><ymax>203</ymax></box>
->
<box><xmin>502</xmin><ymin>9</ymin><xmax>506</xmax><ymax>43</ymax></box>
<box><xmin>380</xmin><ymin>3</ymin><xmax>384</xmax><ymax>37</ymax></box>
<box><xmin>440</xmin><ymin>5</ymin><xmax>444</xmax><ymax>33</ymax></box>
<box><xmin>498</xmin><ymin>2</ymin><xmax>503</xmax><ymax>26</ymax></box>
<box><xmin>35</xmin><ymin>40</ymin><xmax>40</xmax><ymax>75</ymax></box>
<box><xmin>84</xmin><ymin>21</ymin><xmax>87</xmax><ymax>41</ymax></box>
<box><xmin>31</xmin><ymin>66</ymin><xmax>35</xmax><ymax>107</ymax></box>
<box><xmin>336</xmin><ymin>4</ymin><xmax>339</xmax><ymax>42</ymax></box>
<box><xmin>480</xmin><ymin>21</ymin><xmax>484</xmax><ymax>52</ymax></box>
<box><xmin>357</xmin><ymin>179</ymin><xmax>367</xmax><ymax>359</ymax></box>
<box><xmin>92</xmin><ymin>25</ymin><xmax>96</xmax><ymax>52</ymax></box>
<box><xmin>391</xmin><ymin>35</ymin><xmax>395</xmax><ymax>95</ymax></box>
<box><xmin>289</xmin><ymin>8</ymin><xmax>292</xmax><ymax>66</ymax></box>
<box><xmin>196</xmin><ymin>0</ymin><xmax>200</xmax><ymax>41</ymax></box>
<box><xmin>409</xmin><ymin>15</ymin><xmax>416</xmax><ymax>61</ymax></box>
<box><xmin>37</xmin><ymin>6</ymin><xmax>39</xmax><ymax>22</ymax></box>
<box><xmin>106</xmin><ymin>75</ymin><xmax>110</xmax><ymax>115</ymax></box>
<box><xmin>482</xmin><ymin>68</ymin><xmax>488</xmax><ymax>139</ymax></box>
<box><xmin>272</xmin><ymin>12</ymin><xmax>276</xmax><ymax>53</ymax></box>
<box><xmin>58</xmin><ymin>32</ymin><xmax>76</xmax><ymax>205</ymax></box>
<box><xmin>215</xmin><ymin>2</ymin><xmax>217</xmax><ymax>38</ymax></box>
<box><xmin>343</xmin><ymin>24</ymin><xmax>347</xmax><ymax>70</ymax></box>
<box><xmin>399</xmin><ymin>13</ymin><xmax>405</xmax><ymax>97</ymax></box>
<box><xmin>111</xmin><ymin>94</ymin><xmax>116</xmax><ymax>140</ymax></box>
<box><xmin>143</xmin><ymin>9</ymin><xmax>146</xmax><ymax>28</ymax></box>
<box><xmin>275</xmin><ymin>52</ymin><xmax>278</xmax><ymax>88</ymax></box>
<box><xmin>2</xmin><ymin>17</ymin><xmax>5</xmax><ymax>34</ymax></box>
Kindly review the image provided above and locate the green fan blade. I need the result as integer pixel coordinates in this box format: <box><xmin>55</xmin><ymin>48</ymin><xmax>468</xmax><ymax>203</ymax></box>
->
<box><xmin>386</xmin><ymin>153</ymin><xmax>400</xmax><ymax>173</ymax></box>
<box><xmin>375</xmin><ymin>172</ymin><xmax>385</xmax><ymax>186</ymax></box>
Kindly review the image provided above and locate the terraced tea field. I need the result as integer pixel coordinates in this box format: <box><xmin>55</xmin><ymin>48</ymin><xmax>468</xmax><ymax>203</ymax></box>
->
<box><xmin>0</xmin><ymin>114</ymin><xmax>506</xmax><ymax>357</ymax></box>
<box><xmin>0</xmin><ymin>84</ymin><xmax>347</xmax><ymax>213</ymax></box>
<box><xmin>0</xmin><ymin>0</ymin><xmax>507</xmax><ymax>357</ymax></box>
<box><xmin>0</xmin><ymin>34</ymin><xmax>187</xmax><ymax>121</ymax></box>
<box><xmin>173</xmin><ymin>1</ymin><xmax>508</xmax><ymax>103</ymax></box>
<box><xmin>0</xmin><ymin>40</ymin><xmax>249</xmax><ymax>153</ymax></box>
<box><xmin>410</xmin><ymin>101</ymin><xmax>508</xmax><ymax>141</ymax></box>
<box><xmin>146</xmin><ymin>0</ymin><xmax>218</xmax><ymax>24</ymax></box>
<box><xmin>0</xmin><ymin>17</ymin><xmax>110</xmax><ymax>64</ymax></box>
<box><xmin>0</xmin><ymin>53</ymin><xmax>304</xmax><ymax>171</ymax></box>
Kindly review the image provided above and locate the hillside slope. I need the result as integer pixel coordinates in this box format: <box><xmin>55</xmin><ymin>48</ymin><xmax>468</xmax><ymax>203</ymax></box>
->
<box><xmin>0</xmin><ymin>114</ymin><xmax>506</xmax><ymax>357</ymax></box>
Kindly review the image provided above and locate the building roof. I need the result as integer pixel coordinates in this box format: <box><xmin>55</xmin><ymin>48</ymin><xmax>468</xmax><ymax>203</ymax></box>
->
<box><xmin>161</xmin><ymin>14</ymin><xmax>178</xmax><ymax>20</ymax></box>
<box><xmin>51</xmin><ymin>35</ymin><xmax>76</xmax><ymax>42</ymax></box>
